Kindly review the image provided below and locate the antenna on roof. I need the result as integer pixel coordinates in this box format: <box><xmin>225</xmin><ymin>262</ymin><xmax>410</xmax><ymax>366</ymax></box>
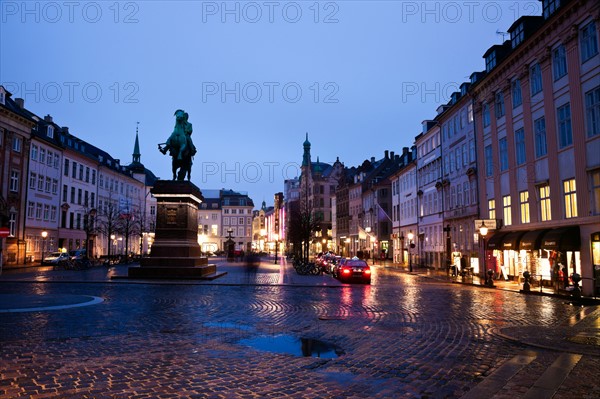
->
<box><xmin>496</xmin><ymin>30</ymin><xmax>508</xmax><ymax>41</ymax></box>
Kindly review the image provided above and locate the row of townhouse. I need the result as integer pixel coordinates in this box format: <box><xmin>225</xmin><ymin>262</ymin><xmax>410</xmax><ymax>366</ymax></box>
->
<box><xmin>285</xmin><ymin>0</ymin><xmax>599</xmax><ymax>296</ymax></box>
<box><xmin>389</xmin><ymin>0</ymin><xmax>599</xmax><ymax>296</ymax></box>
<box><xmin>0</xmin><ymin>87</ymin><xmax>158</xmax><ymax>267</ymax></box>
<box><xmin>197</xmin><ymin>189</ymin><xmax>255</xmax><ymax>254</ymax></box>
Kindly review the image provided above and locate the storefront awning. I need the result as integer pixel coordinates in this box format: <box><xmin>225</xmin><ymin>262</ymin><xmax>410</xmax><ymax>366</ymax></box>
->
<box><xmin>486</xmin><ymin>232</ymin><xmax>506</xmax><ymax>249</ymax></box>
<box><xmin>541</xmin><ymin>227</ymin><xmax>581</xmax><ymax>251</ymax></box>
<box><xmin>519</xmin><ymin>229</ymin><xmax>550</xmax><ymax>250</ymax></box>
<box><xmin>501</xmin><ymin>231</ymin><xmax>526</xmax><ymax>250</ymax></box>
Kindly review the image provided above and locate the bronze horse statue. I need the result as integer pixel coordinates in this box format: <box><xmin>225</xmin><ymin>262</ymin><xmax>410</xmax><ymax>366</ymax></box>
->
<box><xmin>159</xmin><ymin>110</ymin><xmax>197</xmax><ymax>181</ymax></box>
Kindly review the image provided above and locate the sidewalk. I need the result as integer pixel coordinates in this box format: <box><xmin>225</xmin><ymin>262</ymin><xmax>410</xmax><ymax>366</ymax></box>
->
<box><xmin>370</xmin><ymin>261</ymin><xmax>600</xmax><ymax>304</ymax></box>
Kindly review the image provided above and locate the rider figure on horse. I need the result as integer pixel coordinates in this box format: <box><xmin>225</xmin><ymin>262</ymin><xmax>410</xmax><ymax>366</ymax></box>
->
<box><xmin>159</xmin><ymin>109</ymin><xmax>197</xmax><ymax>181</ymax></box>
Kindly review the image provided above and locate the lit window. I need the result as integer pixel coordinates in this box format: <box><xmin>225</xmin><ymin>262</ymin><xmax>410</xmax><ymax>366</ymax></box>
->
<box><xmin>488</xmin><ymin>199</ymin><xmax>496</xmax><ymax>220</ymax></box>
<box><xmin>8</xmin><ymin>212</ymin><xmax>16</xmax><ymax>237</ymax></box>
<box><xmin>557</xmin><ymin>103</ymin><xmax>572</xmax><ymax>148</ymax></box>
<box><xmin>539</xmin><ymin>184</ymin><xmax>552</xmax><ymax>221</ymax></box>
<box><xmin>585</xmin><ymin>86</ymin><xmax>600</xmax><ymax>137</ymax></box>
<box><xmin>503</xmin><ymin>195</ymin><xmax>512</xmax><ymax>226</ymax></box>
<box><xmin>563</xmin><ymin>179</ymin><xmax>577</xmax><ymax>218</ymax></box>
<box><xmin>520</xmin><ymin>191</ymin><xmax>530</xmax><ymax>223</ymax></box>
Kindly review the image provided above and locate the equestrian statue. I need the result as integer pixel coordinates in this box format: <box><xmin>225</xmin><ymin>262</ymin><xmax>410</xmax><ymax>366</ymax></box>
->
<box><xmin>158</xmin><ymin>109</ymin><xmax>197</xmax><ymax>181</ymax></box>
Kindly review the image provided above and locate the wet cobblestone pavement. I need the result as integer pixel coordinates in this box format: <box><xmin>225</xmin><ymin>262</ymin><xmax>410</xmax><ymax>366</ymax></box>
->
<box><xmin>1</xmin><ymin>258</ymin><xmax>599</xmax><ymax>398</ymax></box>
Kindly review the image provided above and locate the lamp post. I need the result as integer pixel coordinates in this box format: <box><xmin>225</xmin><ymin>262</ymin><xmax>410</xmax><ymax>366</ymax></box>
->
<box><xmin>407</xmin><ymin>232</ymin><xmax>414</xmax><ymax>272</ymax></box>
<box><xmin>226</xmin><ymin>228</ymin><xmax>234</xmax><ymax>261</ymax></box>
<box><xmin>479</xmin><ymin>222</ymin><xmax>488</xmax><ymax>286</ymax></box>
<box><xmin>399</xmin><ymin>232</ymin><xmax>404</xmax><ymax>265</ymax></box>
<box><xmin>110</xmin><ymin>234</ymin><xmax>116</xmax><ymax>260</ymax></box>
<box><xmin>365</xmin><ymin>227</ymin><xmax>374</xmax><ymax>264</ymax></box>
<box><xmin>41</xmin><ymin>230</ymin><xmax>48</xmax><ymax>264</ymax></box>
<box><xmin>274</xmin><ymin>233</ymin><xmax>279</xmax><ymax>264</ymax></box>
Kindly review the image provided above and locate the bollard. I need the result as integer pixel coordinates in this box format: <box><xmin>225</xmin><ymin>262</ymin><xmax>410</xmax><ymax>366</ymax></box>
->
<box><xmin>523</xmin><ymin>270</ymin><xmax>531</xmax><ymax>292</ymax></box>
<box><xmin>486</xmin><ymin>269</ymin><xmax>495</xmax><ymax>287</ymax></box>
<box><xmin>571</xmin><ymin>273</ymin><xmax>581</xmax><ymax>300</ymax></box>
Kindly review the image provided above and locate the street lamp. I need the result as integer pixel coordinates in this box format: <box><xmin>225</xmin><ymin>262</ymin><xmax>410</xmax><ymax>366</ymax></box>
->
<box><xmin>479</xmin><ymin>222</ymin><xmax>488</xmax><ymax>285</ymax></box>
<box><xmin>41</xmin><ymin>230</ymin><xmax>48</xmax><ymax>264</ymax></box>
<box><xmin>399</xmin><ymin>232</ymin><xmax>405</xmax><ymax>265</ymax></box>
<box><xmin>274</xmin><ymin>233</ymin><xmax>279</xmax><ymax>264</ymax></box>
<box><xmin>407</xmin><ymin>232</ymin><xmax>414</xmax><ymax>272</ymax></box>
<box><xmin>365</xmin><ymin>227</ymin><xmax>374</xmax><ymax>264</ymax></box>
<box><xmin>110</xmin><ymin>234</ymin><xmax>116</xmax><ymax>260</ymax></box>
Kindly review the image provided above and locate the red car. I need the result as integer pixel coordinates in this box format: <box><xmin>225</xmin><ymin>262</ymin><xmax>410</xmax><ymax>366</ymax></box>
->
<box><xmin>335</xmin><ymin>258</ymin><xmax>371</xmax><ymax>284</ymax></box>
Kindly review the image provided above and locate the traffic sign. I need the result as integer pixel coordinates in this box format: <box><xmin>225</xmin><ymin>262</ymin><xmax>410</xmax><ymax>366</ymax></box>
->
<box><xmin>0</xmin><ymin>227</ymin><xmax>10</xmax><ymax>238</ymax></box>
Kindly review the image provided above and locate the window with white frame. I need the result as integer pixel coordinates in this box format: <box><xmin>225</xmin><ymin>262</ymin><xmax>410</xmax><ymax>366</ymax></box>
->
<box><xmin>482</xmin><ymin>103</ymin><xmax>491</xmax><ymax>127</ymax></box>
<box><xmin>520</xmin><ymin>191</ymin><xmax>530</xmax><ymax>223</ymax></box>
<box><xmin>29</xmin><ymin>172</ymin><xmax>36</xmax><ymax>189</ymax></box>
<box><xmin>511</xmin><ymin>23</ymin><xmax>524</xmax><ymax>48</ymax></box>
<box><xmin>534</xmin><ymin>117</ymin><xmax>548</xmax><ymax>157</ymax></box>
<box><xmin>503</xmin><ymin>195</ymin><xmax>512</xmax><ymax>226</ymax></box>
<box><xmin>484</xmin><ymin>145</ymin><xmax>493</xmax><ymax>176</ymax></box>
<box><xmin>585</xmin><ymin>86</ymin><xmax>600</xmax><ymax>137</ymax></box>
<box><xmin>557</xmin><ymin>103</ymin><xmax>572</xmax><ymax>148</ymax></box>
<box><xmin>495</xmin><ymin>92</ymin><xmax>505</xmax><ymax>118</ymax></box>
<box><xmin>580</xmin><ymin>21</ymin><xmax>598</xmax><ymax>63</ymax></box>
<box><xmin>12</xmin><ymin>135</ymin><xmax>22</xmax><ymax>152</ymax></box>
<box><xmin>47</xmin><ymin>125</ymin><xmax>54</xmax><ymax>138</ymax></box>
<box><xmin>512</xmin><ymin>79</ymin><xmax>522</xmax><ymax>107</ymax></box>
<box><xmin>36</xmin><ymin>203</ymin><xmax>42</xmax><ymax>219</ymax></box>
<box><xmin>9</xmin><ymin>170</ymin><xmax>19</xmax><ymax>192</ymax></box>
<box><xmin>553</xmin><ymin>45</ymin><xmax>567</xmax><ymax>80</ymax></box>
<box><xmin>539</xmin><ymin>184</ymin><xmax>552</xmax><ymax>221</ymax></box>
<box><xmin>39</xmin><ymin>148</ymin><xmax>46</xmax><ymax>164</ymax></box>
<box><xmin>31</xmin><ymin>144</ymin><xmax>38</xmax><ymax>161</ymax></box>
<box><xmin>515</xmin><ymin>128</ymin><xmax>526</xmax><ymax>165</ymax></box>
<box><xmin>499</xmin><ymin>137</ymin><xmax>508</xmax><ymax>171</ymax></box>
<box><xmin>563</xmin><ymin>179</ymin><xmax>577</xmax><ymax>218</ymax></box>
<box><xmin>8</xmin><ymin>211</ymin><xmax>16</xmax><ymax>237</ymax></box>
<box><xmin>530</xmin><ymin>63</ymin><xmax>543</xmax><ymax>95</ymax></box>
<box><xmin>27</xmin><ymin>201</ymin><xmax>34</xmax><ymax>218</ymax></box>
<box><xmin>488</xmin><ymin>199</ymin><xmax>496</xmax><ymax>220</ymax></box>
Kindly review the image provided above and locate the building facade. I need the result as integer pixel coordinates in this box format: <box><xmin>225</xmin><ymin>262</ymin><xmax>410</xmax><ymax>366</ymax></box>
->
<box><xmin>472</xmin><ymin>0</ymin><xmax>600</xmax><ymax>295</ymax></box>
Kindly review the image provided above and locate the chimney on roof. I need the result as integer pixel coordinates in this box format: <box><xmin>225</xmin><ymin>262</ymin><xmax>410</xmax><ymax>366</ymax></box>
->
<box><xmin>371</xmin><ymin>157</ymin><xmax>375</xmax><ymax>163</ymax></box>
<box><xmin>384</xmin><ymin>150</ymin><xmax>389</xmax><ymax>159</ymax></box>
<box><xmin>390</xmin><ymin>151</ymin><xmax>395</xmax><ymax>159</ymax></box>
<box><xmin>15</xmin><ymin>98</ymin><xmax>24</xmax><ymax>108</ymax></box>
<box><xmin>62</xmin><ymin>126</ymin><xmax>69</xmax><ymax>134</ymax></box>
<box><xmin>44</xmin><ymin>115</ymin><xmax>53</xmax><ymax>122</ymax></box>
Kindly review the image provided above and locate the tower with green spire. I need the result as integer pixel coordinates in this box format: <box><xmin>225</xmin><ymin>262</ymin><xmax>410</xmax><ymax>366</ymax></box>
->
<box><xmin>302</xmin><ymin>132</ymin><xmax>311</xmax><ymax>167</ymax></box>
<box><xmin>132</xmin><ymin>122</ymin><xmax>141</xmax><ymax>164</ymax></box>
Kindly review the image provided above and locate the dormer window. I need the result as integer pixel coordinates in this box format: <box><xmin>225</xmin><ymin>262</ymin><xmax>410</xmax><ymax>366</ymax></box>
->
<box><xmin>0</xmin><ymin>89</ymin><xmax>5</xmax><ymax>105</ymax></box>
<box><xmin>485</xmin><ymin>51</ymin><xmax>496</xmax><ymax>72</ymax></box>
<box><xmin>47</xmin><ymin>125</ymin><xmax>54</xmax><ymax>138</ymax></box>
<box><xmin>542</xmin><ymin>0</ymin><xmax>560</xmax><ymax>19</ymax></box>
<box><xmin>511</xmin><ymin>23</ymin><xmax>524</xmax><ymax>48</ymax></box>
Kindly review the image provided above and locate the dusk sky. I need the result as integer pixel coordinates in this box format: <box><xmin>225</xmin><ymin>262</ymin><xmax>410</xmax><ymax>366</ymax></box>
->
<box><xmin>1</xmin><ymin>1</ymin><xmax>541</xmax><ymax>205</ymax></box>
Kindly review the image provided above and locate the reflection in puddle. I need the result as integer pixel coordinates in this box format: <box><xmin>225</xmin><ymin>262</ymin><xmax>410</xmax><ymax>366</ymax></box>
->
<box><xmin>238</xmin><ymin>334</ymin><xmax>343</xmax><ymax>358</ymax></box>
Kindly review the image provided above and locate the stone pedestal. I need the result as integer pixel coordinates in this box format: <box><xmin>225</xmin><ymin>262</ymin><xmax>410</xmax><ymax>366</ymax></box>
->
<box><xmin>127</xmin><ymin>180</ymin><xmax>221</xmax><ymax>279</ymax></box>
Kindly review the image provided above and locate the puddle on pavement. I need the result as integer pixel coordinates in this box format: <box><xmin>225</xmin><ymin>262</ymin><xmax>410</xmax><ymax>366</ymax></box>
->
<box><xmin>238</xmin><ymin>334</ymin><xmax>343</xmax><ymax>358</ymax></box>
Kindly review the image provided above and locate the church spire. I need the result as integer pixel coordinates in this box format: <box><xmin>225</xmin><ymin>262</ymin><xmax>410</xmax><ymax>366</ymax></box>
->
<box><xmin>132</xmin><ymin>121</ymin><xmax>141</xmax><ymax>164</ymax></box>
<box><xmin>302</xmin><ymin>132</ymin><xmax>311</xmax><ymax>167</ymax></box>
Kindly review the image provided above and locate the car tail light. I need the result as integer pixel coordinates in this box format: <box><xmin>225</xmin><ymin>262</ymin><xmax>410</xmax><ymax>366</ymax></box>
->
<box><xmin>342</xmin><ymin>267</ymin><xmax>351</xmax><ymax>275</ymax></box>
<box><xmin>363</xmin><ymin>267</ymin><xmax>371</xmax><ymax>275</ymax></box>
